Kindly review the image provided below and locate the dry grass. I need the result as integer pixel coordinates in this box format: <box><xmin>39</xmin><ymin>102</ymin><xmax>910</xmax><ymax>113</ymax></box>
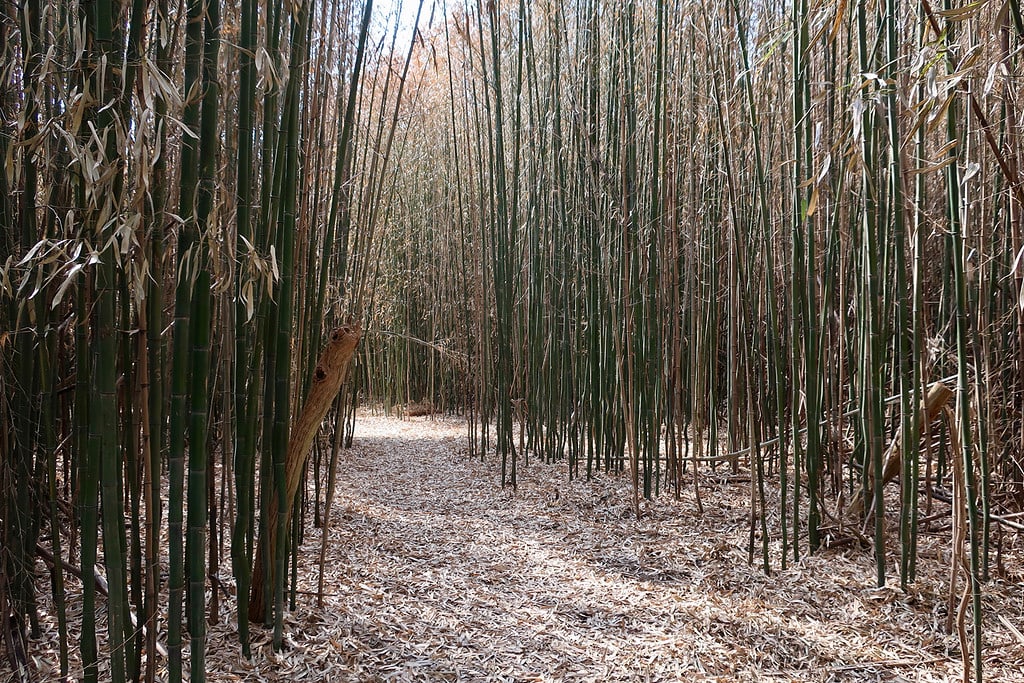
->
<box><xmin>7</xmin><ymin>413</ymin><xmax>1024</xmax><ymax>682</ymax></box>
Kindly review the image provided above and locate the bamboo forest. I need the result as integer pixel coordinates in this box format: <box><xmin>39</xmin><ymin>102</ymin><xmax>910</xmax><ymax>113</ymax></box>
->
<box><xmin>2</xmin><ymin>0</ymin><xmax>1024</xmax><ymax>680</ymax></box>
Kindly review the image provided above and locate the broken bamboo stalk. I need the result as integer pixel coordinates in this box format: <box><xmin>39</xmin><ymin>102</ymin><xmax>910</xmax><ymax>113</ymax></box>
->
<box><xmin>249</xmin><ymin>323</ymin><xmax>362</xmax><ymax>622</ymax></box>
<box><xmin>717</xmin><ymin>375</ymin><xmax>958</xmax><ymax>461</ymax></box>
<box><xmin>845</xmin><ymin>381</ymin><xmax>953</xmax><ymax>521</ymax></box>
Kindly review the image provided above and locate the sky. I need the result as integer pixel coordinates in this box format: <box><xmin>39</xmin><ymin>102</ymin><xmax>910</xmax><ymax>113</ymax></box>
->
<box><xmin>371</xmin><ymin>0</ymin><xmax>439</xmax><ymax>51</ymax></box>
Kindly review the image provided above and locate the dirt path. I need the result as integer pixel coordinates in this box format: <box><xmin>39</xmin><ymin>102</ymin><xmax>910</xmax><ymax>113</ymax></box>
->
<box><xmin>8</xmin><ymin>414</ymin><xmax>1023</xmax><ymax>681</ymax></box>
<box><xmin>212</xmin><ymin>414</ymin><xmax>1023</xmax><ymax>682</ymax></box>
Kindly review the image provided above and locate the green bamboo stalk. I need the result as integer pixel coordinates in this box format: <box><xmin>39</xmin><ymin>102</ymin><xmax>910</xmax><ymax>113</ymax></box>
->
<box><xmin>142</xmin><ymin>0</ymin><xmax>171</xmax><ymax>676</ymax></box>
<box><xmin>40</xmin><ymin>293</ymin><xmax>68</xmax><ymax>676</ymax></box>
<box><xmin>255</xmin><ymin>0</ymin><xmax>313</xmax><ymax>646</ymax></box>
<box><xmin>940</xmin><ymin>2</ymin><xmax>983</xmax><ymax>676</ymax></box>
<box><xmin>88</xmin><ymin>0</ymin><xmax>130</xmax><ymax>679</ymax></box>
<box><xmin>792</xmin><ymin>0</ymin><xmax>821</xmax><ymax>554</ymax></box>
<box><xmin>119</xmin><ymin>257</ymin><xmax>142</xmax><ymax>683</ymax></box>
<box><xmin>167</xmin><ymin>0</ymin><xmax>205</xmax><ymax>676</ymax></box>
<box><xmin>855</xmin><ymin>0</ymin><xmax>887</xmax><ymax>587</ymax></box>
<box><xmin>232</xmin><ymin>0</ymin><xmax>258</xmax><ymax>656</ymax></box>
<box><xmin>96</xmin><ymin>229</ymin><xmax>129</xmax><ymax>683</ymax></box>
<box><xmin>183</xmin><ymin>1</ymin><xmax>220</xmax><ymax>678</ymax></box>
<box><xmin>6</xmin><ymin>0</ymin><xmax>43</xmax><ymax>647</ymax></box>
<box><xmin>79</xmin><ymin>281</ymin><xmax>100</xmax><ymax>683</ymax></box>
<box><xmin>479</xmin><ymin>0</ymin><xmax>517</xmax><ymax>486</ymax></box>
<box><xmin>881</xmin><ymin>0</ymin><xmax>918</xmax><ymax>589</ymax></box>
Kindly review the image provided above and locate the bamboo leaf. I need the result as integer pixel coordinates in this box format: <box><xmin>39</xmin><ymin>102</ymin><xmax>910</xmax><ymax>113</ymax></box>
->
<box><xmin>270</xmin><ymin>244</ymin><xmax>280</xmax><ymax>281</ymax></box>
<box><xmin>243</xmin><ymin>279</ymin><xmax>255</xmax><ymax>321</ymax></box>
<box><xmin>0</xmin><ymin>256</ymin><xmax>13</xmax><ymax>295</ymax></box>
<box><xmin>16</xmin><ymin>238</ymin><xmax>48</xmax><ymax>267</ymax></box>
<box><xmin>962</xmin><ymin>161</ymin><xmax>981</xmax><ymax>184</ymax></box>
<box><xmin>936</xmin><ymin>1</ymin><xmax>987</xmax><ymax>21</ymax></box>
<box><xmin>908</xmin><ymin>156</ymin><xmax>956</xmax><ymax>175</ymax></box>
<box><xmin>805</xmin><ymin>186</ymin><xmax>819</xmax><ymax>217</ymax></box>
<box><xmin>816</xmin><ymin>153</ymin><xmax>832</xmax><ymax>183</ymax></box>
<box><xmin>52</xmin><ymin>263</ymin><xmax>85</xmax><ymax>309</ymax></box>
<box><xmin>983</xmin><ymin>62</ymin><xmax>1006</xmax><ymax>97</ymax></box>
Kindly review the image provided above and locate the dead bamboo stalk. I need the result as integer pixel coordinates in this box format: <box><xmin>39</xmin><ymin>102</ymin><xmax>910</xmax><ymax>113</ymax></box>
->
<box><xmin>249</xmin><ymin>323</ymin><xmax>362</xmax><ymax>622</ymax></box>
<box><xmin>717</xmin><ymin>375</ymin><xmax>958</xmax><ymax>462</ymax></box>
<box><xmin>846</xmin><ymin>381</ymin><xmax>954</xmax><ymax>521</ymax></box>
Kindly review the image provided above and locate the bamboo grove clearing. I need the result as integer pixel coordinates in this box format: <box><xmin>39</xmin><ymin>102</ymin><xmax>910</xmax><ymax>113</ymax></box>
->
<box><xmin>1</xmin><ymin>0</ymin><xmax>1023</xmax><ymax>681</ymax></box>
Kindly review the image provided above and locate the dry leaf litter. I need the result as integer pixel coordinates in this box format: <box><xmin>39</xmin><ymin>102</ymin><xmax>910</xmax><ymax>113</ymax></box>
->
<box><xmin>6</xmin><ymin>412</ymin><xmax>1024</xmax><ymax>682</ymax></box>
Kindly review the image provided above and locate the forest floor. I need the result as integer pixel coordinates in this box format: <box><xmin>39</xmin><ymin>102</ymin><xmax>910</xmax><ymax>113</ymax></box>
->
<box><xmin>10</xmin><ymin>412</ymin><xmax>1024</xmax><ymax>682</ymax></box>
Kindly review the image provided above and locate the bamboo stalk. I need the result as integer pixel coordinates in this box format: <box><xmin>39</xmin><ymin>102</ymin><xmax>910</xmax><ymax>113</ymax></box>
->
<box><xmin>250</xmin><ymin>324</ymin><xmax>362</xmax><ymax>622</ymax></box>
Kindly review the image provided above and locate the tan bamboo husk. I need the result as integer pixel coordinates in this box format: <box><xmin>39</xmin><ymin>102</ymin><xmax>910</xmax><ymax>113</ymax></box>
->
<box><xmin>249</xmin><ymin>323</ymin><xmax>362</xmax><ymax>621</ymax></box>
<box><xmin>844</xmin><ymin>381</ymin><xmax>953</xmax><ymax>521</ymax></box>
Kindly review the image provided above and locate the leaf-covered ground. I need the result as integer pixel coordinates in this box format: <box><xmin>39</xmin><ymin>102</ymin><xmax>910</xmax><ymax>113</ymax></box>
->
<box><xmin>9</xmin><ymin>412</ymin><xmax>1024</xmax><ymax>681</ymax></box>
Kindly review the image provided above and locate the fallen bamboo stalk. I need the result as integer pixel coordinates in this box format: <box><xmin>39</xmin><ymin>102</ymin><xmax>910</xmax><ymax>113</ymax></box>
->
<box><xmin>829</xmin><ymin>657</ymin><xmax>949</xmax><ymax>672</ymax></box>
<box><xmin>846</xmin><ymin>381</ymin><xmax>953</xmax><ymax>521</ymax></box>
<box><xmin>35</xmin><ymin>544</ymin><xmax>108</xmax><ymax>597</ymax></box>
<box><xmin>998</xmin><ymin>615</ymin><xmax>1024</xmax><ymax>646</ymax></box>
<box><xmin>718</xmin><ymin>375</ymin><xmax>958</xmax><ymax>461</ymax></box>
<box><xmin>35</xmin><ymin>544</ymin><xmax>169</xmax><ymax>658</ymax></box>
<box><xmin>917</xmin><ymin>488</ymin><xmax>1022</xmax><ymax>531</ymax></box>
<box><xmin>989</xmin><ymin>514</ymin><xmax>1024</xmax><ymax>532</ymax></box>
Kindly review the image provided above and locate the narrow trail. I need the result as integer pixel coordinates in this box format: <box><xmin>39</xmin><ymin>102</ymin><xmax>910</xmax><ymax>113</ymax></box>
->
<box><xmin>11</xmin><ymin>414</ymin><xmax>1022</xmax><ymax>681</ymax></box>
<box><xmin>213</xmin><ymin>413</ymin><xmax>1024</xmax><ymax>682</ymax></box>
